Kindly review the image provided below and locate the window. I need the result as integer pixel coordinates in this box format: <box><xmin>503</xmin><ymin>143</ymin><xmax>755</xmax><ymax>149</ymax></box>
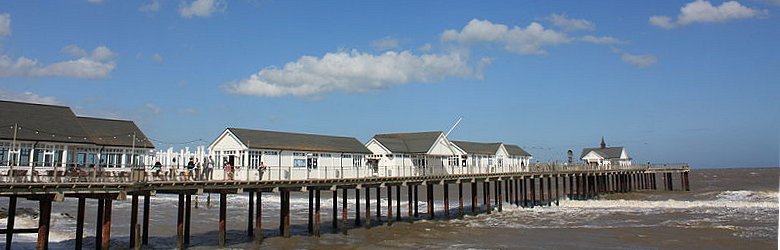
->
<box><xmin>353</xmin><ymin>155</ymin><xmax>363</xmax><ymax>167</ymax></box>
<box><xmin>294</xmin><ymin>159</ymin><xmax>307</xmax><ymax>168</ymax></box>
<box><xmin>321</xmin><ymin>153</ymin><xmax>331</xmax><ymax>157</ymax></box>
<box><xmin>249</xmin><ymin>151</ymin><xmax>261</xmax><ymax>168</ymax></box>
<box><xmin>264</xmin><ymin>151</ymin><xmax>279</xmax><ymax>155</ymax></box>
<box><xmin>448</xmin><ymin>156</ymin><xmax>458</xmax><ymax>167</ymax></box>
<box><xmin>342</xmin><ymin>154</ymin><xmax>352</xmax><ymax>158</ymax></box>
<box><xmin>293</xmin><ymin>152</ymin><xmax>306</xmax><ymax>157</ymax></box>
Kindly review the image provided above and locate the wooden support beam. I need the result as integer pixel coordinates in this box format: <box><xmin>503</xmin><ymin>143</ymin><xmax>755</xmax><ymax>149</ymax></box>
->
<box><xmin>407</xmin><ymin>186</ymin><xmax>413</xmax><ymax>221</ymax></box>
<box><xmin>485</xmin><ymin>181</ymin><xmax>491</xmax><ymax>213</ymax></box>
<box><xmin>255</xmin><ymin>191</ymin><xmax>263</xmax><ymax>244</ymax></box>
<box><xmin>387</xmin><ymin>186</ymin><xmax>393</xmax><ymax>224</ymax></box>
<box><xmin>220</xmin><ymin>192</ymin><xmax>228</xmax><ymax>245</ymax></box>
<box><xmin>129</xmin><ymin>194</ymin><xmax>138</xmax><ymax>249</ymax></box>
<box><xmin>471</xmin><ymin>182</ymin><xmax>477</xmax><ymax>215</ymax></box>
<box><xmin>547</xmin><ymin>176</ymin><xmax>552</xmax><ymax>206</ymax></box>
<box><xmin>443</xmin><ymin>184</ymin><xmax>450</xmax><ymax>218</ymax></box>
<box><xmin>332</xmin><ymin>189</ymin><xmax>337</xmax><ymax>230</ymax></box>
<box><xmin>4</xmin><ymin>196</ymin><xmax>15</xmax><ymax>250</ymax></box>
<box><xmin>413</xmin><ymin>185</ymin><xmax>419</xmax><ymax>218</ymax></box>
<box><xmin>341</xmin><ymin>188</ymin><xmax>348</xmax><ymax>234</ymax></box>
<box><xmin>396</xmin><ymin>186</ymin><xmax>401</xmax><ymax>221</ymax></box>
<box><xmin>314</xmin><ymin>189</ymin><xmax>321</xmax><ymax>237</ymax></box>
<box><xmin>248</xmin><ymin>191</ymin><xmax>254</xmax><ymax>237</ymax></box>
<box><xmin>355</xmin><ymin>188</ymin><xmax>361</xmax><ymax>227</ymax></box>
<box><xmin>36</xmin><ymin>197</ymin><xmax>52</xmax><ymax>250</ymax></box>
<box><xmin>427</xmin><ymin>183</ymin><xmax>434</xmax><ymax>220</ymax></box>
<box><xmin>308</xmin><ymin>189</ymin><xmax>313</xmax><ymax>234</ymax></box>
<box><xmin>376</xmin><ymin>187</ymin><xmax>381</xmax><ymax>222</ymax></box>
<box><xmin>521</xmin><ymin>178</ymin><xmax>527</xmax><ymax>208</ymax></box>
<box><xmin>184</xmin><ymin>194</ymin><xmax>191</xmax><ymax>246</ymax></box>
<box><xmin>75</xmin><ymin>197</ymin><xmax>85</xmax><ymax>250</ymax></box>
<box><xmin>365</xmin><ymin>187</ymin><xmax>371</xmax><ymax>228</ymax></box>
<box><xmin>529</xmin><ymin>177</ymin><xmax>535</xmax><ymax>208</ymax></box>
<box><xmin>555</xmin><ymin>175</ymin><xmax>560</xmax><ymax>206</ymax></box>
<box><xmin>458</xmin><ymin>182</ymin><xmax>464</xmax><ymax>217</ymax></box>
<box><xmin>177</xmin><ymin>194</ymin><xmax>184</xmax><ymax>249</ymax></box>
<box><xmin>95</xmin><ymin>198</ymin><xmax>104</xmax><ymax>250</ymax></box>
<box><xmin>142</xmin><ymin>194</ymin><xmax>150</xmax><ymax>246</ymax></box>
<box><xmin>497</xmin><ymin>180</ymin><xmax>503</xmax><ymax>212</ymax></box>
<box><xmin>101</xmin><ymin>199</ymin><xmax>112</xmax><ymax>250</ymax></box>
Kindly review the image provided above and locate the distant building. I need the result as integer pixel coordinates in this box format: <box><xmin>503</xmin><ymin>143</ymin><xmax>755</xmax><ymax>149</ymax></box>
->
<box><xmin>365</xmin><ymin>131</ymin><xmax>461</xmax><ymax>176</ymax></box>
<box><xmin>0</xmin><ymin>100</ymin><xmax>154</xmax><ymax>172</ymax></box>
<box><xmin>580</xmin><ymin>137</ymin><xmax>631</xmax><ymax>169</ymax></box>
<box><xmin>450</xmin><ymin>141</ymin><xmax>532</xmax><ymax>173</ymax></box>
<box><xmin>208</xmin><ymin>128</ymin><xmax>372</xmax><ymax>180</ymax></box>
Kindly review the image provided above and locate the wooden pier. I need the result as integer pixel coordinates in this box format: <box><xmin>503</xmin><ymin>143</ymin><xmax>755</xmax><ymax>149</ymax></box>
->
<box><xmin>1</xmin><ymin>166</ymin><xmax>689</xmax><ymax>249</ymax></box>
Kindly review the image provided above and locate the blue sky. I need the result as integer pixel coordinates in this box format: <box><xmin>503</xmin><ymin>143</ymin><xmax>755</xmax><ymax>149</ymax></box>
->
<box><xmin>1</xmin><ymin>0</ymin><xmax>778</xmax><ymax>168</ymax></box>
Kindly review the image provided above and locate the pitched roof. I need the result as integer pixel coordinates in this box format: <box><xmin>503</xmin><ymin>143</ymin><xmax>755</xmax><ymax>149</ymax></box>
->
<box><xmin>450</xmin><ymin>140</ymin><xmax>501</xmax><ymax>155</ymax></box>
<box><xmin>580</xmin><ymin>147</ymin><xmax>624</xmax><ymax>159</ymax></box>
<box><xmin>227</xmin><ymin>128</ymin><xmax>371</xmax><ymax>154</ymax></box>
<box><xmin>0</xmin><ymin>100</ymin><xmax>93</xmax><ymax>144</ymax></box>
<box><xmin>504</xmin><ymin>144</ymin><xmax>532</xmax><ymax>157</ymax></box>
<box><xmin>77</xmin><ymin>117</ymin><xmax>155</xmax><ymax>148</ymax></box>
<box><xmin>372</xmin><ymin>131</ymin><xmax>443</xmax><ymax>154</ymax></box>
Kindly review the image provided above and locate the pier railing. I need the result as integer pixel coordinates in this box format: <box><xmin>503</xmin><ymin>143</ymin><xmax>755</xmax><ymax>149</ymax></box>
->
<box><xmin>0</xmin><ymin>162</ymin><xmax>688</xmax><ymax>183</ymax></box>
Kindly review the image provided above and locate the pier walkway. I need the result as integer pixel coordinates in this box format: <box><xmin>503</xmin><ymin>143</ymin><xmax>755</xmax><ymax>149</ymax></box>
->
<box><xmin>1</xmin><ymin>164</ymin><xmax>690</xmax><ymax>250</ymax></box>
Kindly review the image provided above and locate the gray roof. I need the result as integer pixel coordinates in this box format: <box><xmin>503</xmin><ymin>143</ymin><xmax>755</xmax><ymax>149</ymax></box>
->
<box><xmin>372</xmin><ymin>131</ymin><xmax>443</xmax><ymax>154</ymax></box>
<box><xmin>450</xmin><ymin>141</ymin><xmax>501</xmax><ymax>155</ymax></box>
<box><xmin>0</xmin><ymin>100</ymin><xmax>93</xmax><ymax>144</ymax></box>
<box><xmin>228</xmin><ymin>128</ymin><xmax>371</xmax><ymax>154</ymax></box>
<box><xmin>504</xmin><ymin>144</ymin><xmax>532</xmax><ymax>157</ymax></box>
<box><xmin>77</xmin><ymin>117</ymin><xmax>155</xmax><ymax>148</ymax></box>
<box><xmin>580</xmin><ymin>147</ymin><xmax>624</xmax><ymax>159</ymax></box>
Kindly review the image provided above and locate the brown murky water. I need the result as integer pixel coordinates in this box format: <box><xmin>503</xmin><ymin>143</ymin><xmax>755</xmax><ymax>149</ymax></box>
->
<box><xmin>2</xmin><ymin>167</ymin><xmax>778</xmax><ymax>249</ymax></box>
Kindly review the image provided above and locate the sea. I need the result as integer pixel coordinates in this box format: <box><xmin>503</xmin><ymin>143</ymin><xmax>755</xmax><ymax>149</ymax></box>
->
<box><xmin>1</xmin><ymin>167</ymin><xmax>777</xmax><ymax>249</ymax></box>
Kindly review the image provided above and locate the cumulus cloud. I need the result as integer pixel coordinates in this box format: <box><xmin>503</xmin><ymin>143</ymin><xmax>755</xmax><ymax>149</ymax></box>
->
<box><xmin>0</xmin><ymin>89</ymin><xmax>62</xmax><ymax>105</ymax></box>
<box><xmin>612</xmin><ymin>48</ymin><xmax>657</xmax><ymax>68</ymax></box>
<box><xmin>441</xmin><ymin>19</ymin><xmax>570</xmax><ymax>55</ymax></box>
<box><xmin>139</xmin><ymin>1</ymin><xmax>161</xmax><ymax>13</ymax></box>
<box><xmin>371</xmin><ymin>37</ymin><xmax>400</xmax><ymax>50</ymax></box>
<box><xmin>179</xmin><ymin>0</ymin><xmax>227</xmax><ymax>18</ymax></box>
<box><xmin>546</xmin><ymin>14</ymin><xmax>595</xmax><ymax>31</ymax></box>
<box><xmin>580</xmin><ymin>35</ymin><xmax>626</xmax><ymax>45</ymax></box>
<box><xmin>0</xmin><ymin>45</ymin><xmax>117</xmax><ymax>79</ymax></box>
<box><xmin>650</xmin><ymin>0</ymin><xmax>768</xmax><ymax>29</ymax></box>
<box><xmin>0</xmin><ymin>13</ymin><xmax>10</xmax><ymax>38</ymax></box>
<box><xmin>225</xmin><ymin>50</ymin><xmax>473</xmax><ymax>97</ymax></box>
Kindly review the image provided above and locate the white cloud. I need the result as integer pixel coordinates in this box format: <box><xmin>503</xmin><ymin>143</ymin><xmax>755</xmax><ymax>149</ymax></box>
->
<box><xmin>612</xmin><ymin>48</ymin><xmax>657</xmax><ymax>68</ymax></box>
<box><xmin>580</xmin><ymin>35</ymin><xmax>626</xmax><ymax>45</ymax></box>
<box><xmin>0</xmin><ymin>45</ymin><xmax>117</xmax><ymax>79</ymax></box>
<box><xmin>225</xmin><ymin>50</ymin><xmax>473</xmax><ymax>97</ymax></box>
<box><xmin>0</xmin><ymin>89</ymin><xmax>62</xmax><ymax>105</ymax></box>
<box><xmin>371</xmin><ymin>37</ymin><xmax>400</xmax><ymax>50</ymax></box>
<box><xmin>0</xmin><ymin>13</ymin><xmax>11</xmax><ymax>38</ymax></box>
<box><xmin>442</xmin><ymin>19</ymin><xmax>570</xmax><ymax>55</ymax></box>
<box><xmin>418</xmin><ymin>43</ymin><xmax>432</xmax><ymax>52</ymax></box>
<box><xmin>139</xmin><ymin>1</ymin><xmax>161</xmax><ymax>13</ymax></box>
<box><xmin>145</xmin><ymin>103</ymin><xmax>161</xmax><ymax>114</ymax></box>
<box><xmin>546</xmin><ymin>14</ymin><xmax>595</xmax><ymax>31</ymax></box>
<box><xmin>650</xmin><ymin>0</ymin><xmax>768</xmax><ymax>29</ymax></box>
<box><xmin>179</xmin><ymin>0</ymin><xmax>227</xmax><ymax>18</ymax></box>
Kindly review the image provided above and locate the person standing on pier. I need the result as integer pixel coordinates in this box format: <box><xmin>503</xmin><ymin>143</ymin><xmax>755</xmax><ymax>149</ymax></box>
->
<box><xmin>258</xmin><ymin>161</ymin><xmax>267</xmax><ymax>180</ymax></box>
<box><xmin>187</xmin><ymin>158</ymin><xmax>195</xmax><ymax>181</ymax></box>
<box><xmin>204</xmin><ymin>156</ymin><xmax>214</xmax><ymax>180</ymax></box>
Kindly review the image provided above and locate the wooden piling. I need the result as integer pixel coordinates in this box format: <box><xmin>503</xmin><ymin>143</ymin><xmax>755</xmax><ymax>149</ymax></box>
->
<box><xmin>129</xmin><ymin>194</ymin><xmax>138</xmax><ymax>249</ymax></box>
<box><xmin>314</xmin><ymin>189</ymin><xmax>321</xmax><ymax>237</ymax></box>
<box><xmin>471</xmin><ymin>181</ymin><xmax>477</xmax><ymax>215</ymax></box>
<box><xmin>185</xmin><ymin>194</ymin><xmax>191</xmax><ymax>246</ymax></box>
<box><xmin>396</xmin><ymin>186</ymin><xmax>401</xmax><ymax>221</ymax></box>
<box><xmin>248</xmin><ymin>191</ymin><xmax>255</xmax><ymax>236</ymax></box>
<box><xmin>547</xmin><ymin>176</ymin><xmax>552</xmax><ymax>206</ymax></box>
<box><xmin>4</xmin><ymin>196</ymin><xmax>15</xmax><ymax>250</ymax></box>
<box><xmin>142</xmin><ymin>194</ymin><xmax>150</xmax><ymax>246</ymax></box>
<box><xmin>427</xmin><ymin>183</ymin><xmax>435</xmax><ymax>220</ymax></box>
<box><xmin>539</xmin><ymin>176</ymin><xmax>545</xmax><ymax>206</ymax></box>
<box><xmin>95</xmin><ymin>198</ymin><xmax>104</xmax><ymax>249</ymax></box>
<box><xmin>413</xmin><ymin>185</ymin><xmax>419</xmax><ymax>218</ymax></box>
<box><xmin>444</xmin><ymin>183</ymin><xmax>450</xmax><ymax>218</ymax></box>
<box><xmin>365</xmin><ymin>187</ymin><xmax>371</xmax><ymax>227</ymax></box>
<box><xmin>407</xmin><ymin>185</ymin><xmax>413</xmax><ymax>220</ymax></box>
<box><xmin>521</xmin><ymin>178</ymin><xmax>527</xmax><ymax>207</ymax></box>
<box><xmin>36</xmin><ymin>197</ymin><xmax>52</xmax><ymax>250</ymax></box>
<box><xmin>177</xmin><ymin>194</ymin><xmax>184</xmax><ymax>249</ymax></box>
<box><xmin>497</xmin><ymin>180</ymin><xmax>503</xmax><ymax>212</ymax></box>
<box><xmin>684</xmin><ymin>171</ymin><xmax>690</xmax><ymax>191</ymax></box>
<box><xmin>376</xmin><ymin>187</ymin><xmax>381</xmax><ymax>221</ymax></box>
<box><xmin>280</xmin><ymin>190</ymin><xmax>290</xmax><ymax>238</ymax></box>
<box><xmin>341</xmin><ymin>188</ymin><xmax>348</xmax><ymax>233</ymax></box>
<box><xmin>530</xmin><ymin>177</ymin><xmax>537</xmax><ymax>207</ymax></box>
<box><xmin>458</xmin><ymin>182</ymin><xmax>464</xmax><ymax>216</ymax></box>
<box><xmin>101</xmin><ymin>199</ymin><xmax>112</xmax><ymax>250</ymax></box>
<box><xmin>555</xmin><ymin>175</ymin><xmax>560</xmax><ymax>206</ymax></box>
<box><xmin>332</xmin><ymin>189</ymin><xmax>338</xmax><ymax>230</ymax></box>
<box><xmin>387</xmin><ymin>186</ymin><xmax>393</xmax><ymax>224</ymax></box>
<box><xmin>220</xmin><ymin>193</ymin><xmax>228</xmax><ymax>245</ymax></box>
<box><xmin>308</xmin><ymin>189</ymin><xmax>314</xmax><ymax>233</ymax></box>
<box><xmin>355</xmin><ymin>188</ymin><xmax>361</xmax><ymax>227</ymax></box>
<box><xmin>75</xmin><ymin>197</ymin><xmax>84</xmax><ymax>249</ymax></box>
<box><xmin>255</xmin><ymin>191</ymin><xmax>263</xmax><ymax>243</ymax></box>
<box><xmin>485</xmin><ymin>181</ymin><xmax>492</xmax><ymax>213</ymax></box>
<box><xmin>514</xmin><ymin>179</ymin><xmax>520</xmax><ymax>206</ymax></box>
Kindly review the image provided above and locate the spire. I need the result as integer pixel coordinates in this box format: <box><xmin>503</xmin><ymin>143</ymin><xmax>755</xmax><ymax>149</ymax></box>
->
<box><xmin>600</xmin><ymin>136</ymin><xmax>606</xmax><ymax>148</ymax></box>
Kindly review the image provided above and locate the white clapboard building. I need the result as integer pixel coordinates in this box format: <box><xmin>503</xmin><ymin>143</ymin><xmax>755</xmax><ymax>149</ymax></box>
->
<box><xmin>450</xmin><ymin>140</ymin><xmax>532</xmax><ymax>173</ymax></box>
<box><xmin>580</xmin><ymin>137</ymin><xmax>632</xmax><ymax>169</ymax></box>
<box><xmin>365</xmin><ymin>131</ymin><xmax>463</xmax><ymax>176</ymax></box>
<box><xmin>208</xmin><ymin>128</ymin><xmax>372</xmax><ymax>181</ymax></box>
